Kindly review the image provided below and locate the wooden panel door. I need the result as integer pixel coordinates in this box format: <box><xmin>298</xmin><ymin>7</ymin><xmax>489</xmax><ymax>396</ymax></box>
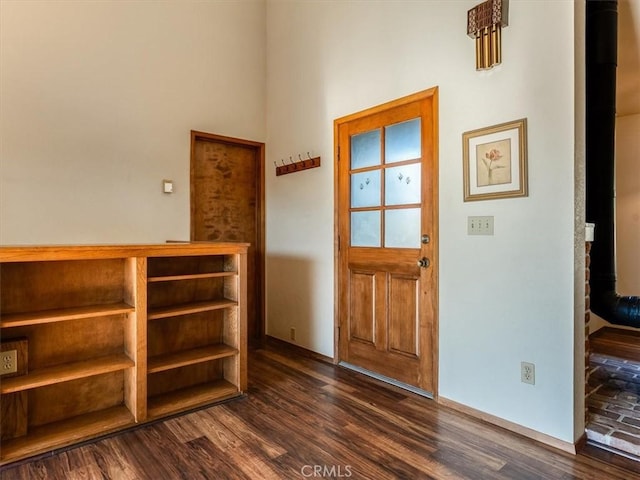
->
<box><xmin>190</xmin><ymin>131</ymin><xmax>264</xmax><ymax>340</ymax></box>
<box><xmin>335</xmin><ymin>88</ymin><xmax>438</xmax><ymax>395</ymax></box>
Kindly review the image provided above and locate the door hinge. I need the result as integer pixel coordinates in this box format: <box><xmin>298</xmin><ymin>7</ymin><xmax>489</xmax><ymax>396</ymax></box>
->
<box><xmin>338</xmin><ymin>235</ymin><xmax>341</xmax><ymax>251</ymax></box>
<box><xmin>337</xmin><ymin>146</ymin><xmax>340</xmax><ymax>161</ymax></box>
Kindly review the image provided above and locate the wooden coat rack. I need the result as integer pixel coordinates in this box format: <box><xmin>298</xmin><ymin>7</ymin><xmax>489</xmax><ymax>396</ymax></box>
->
<box><xmin>276</xmin><ymin>155</ymin><xmax>321</xmax><ymax>176</ymax></box>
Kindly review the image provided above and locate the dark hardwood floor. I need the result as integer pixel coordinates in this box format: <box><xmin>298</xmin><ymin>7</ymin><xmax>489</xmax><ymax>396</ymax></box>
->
<box><xmin>2</xmin><ymin>340</ymin><xmax>639</xmax><ymax>479</ymax></box>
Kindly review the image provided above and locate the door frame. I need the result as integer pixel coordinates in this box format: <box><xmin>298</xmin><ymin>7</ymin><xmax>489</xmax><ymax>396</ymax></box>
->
<box><xmin>332</xmin><ymin>88</ymin><xmax>439</xmax><ymax>395</ymax></box>
<box><xmin>190</xmin><ymin>130</ymin><xmax>266</xmax><ymax>339</ymax></box>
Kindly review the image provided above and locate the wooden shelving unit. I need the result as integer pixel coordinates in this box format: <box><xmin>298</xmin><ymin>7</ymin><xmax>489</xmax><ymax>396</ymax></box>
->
<box><xmin>147</xmin><ymin>271</ymin><xmax>235</xmax><ymax>283</ymax></box>
<box><xmin>1</xmin><ymin>354</ymin><xmax>135</xmax><ymax>394</ymax></box>
<box><xmin>0</xmin><ymin>303</ymin><xmax>135</xmax><ymax>328</ymax></box>
<box><xmin>0</xmin><ymin>243</ymin><xmax>248</xmax><ymax>466</ymax></box>
<box><xmin>0</xmin><ymin>406</ymin><xmax>135</xmax><ymax>463</ymax></box>
<box><xmin>147</xmin><ymin>299</ymin><xmax>238</xmax><ymax>320</ymax></box>
<box><xmin>145</xmin><ymin>251</ymin><xmax>245</xmax><ymax>420</ymax></box>
<box><xmin>148</xmin><ymin>345</ymin><xmax>238</xmax><ymax>374</ymax></box>
<box><xmin>147</xmin><ymin>380</ymin><xmax>239</xmax><ymax>419</ymax></box>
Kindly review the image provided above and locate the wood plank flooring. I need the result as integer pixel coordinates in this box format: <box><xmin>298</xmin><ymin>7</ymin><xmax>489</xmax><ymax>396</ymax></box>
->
<box><xmin>2</xmin><ymin>340</ymin><xmax>639</xmax><ymax>479</ymax></box>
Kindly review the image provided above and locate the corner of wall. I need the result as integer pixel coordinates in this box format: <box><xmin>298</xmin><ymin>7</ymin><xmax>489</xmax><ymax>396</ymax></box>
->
<box><xmin>573</xmin><ymin>0</ymin><xmax>587</xmax><ymax>443</ymax></box>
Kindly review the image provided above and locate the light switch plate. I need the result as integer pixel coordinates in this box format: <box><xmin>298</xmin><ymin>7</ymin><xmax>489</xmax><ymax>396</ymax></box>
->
<box><xmin>163</xmin><ymin>180</ymin><xmax>173</xmax><ymax>194</ymax></box>
<box><xmin>468</xmin><ymin>216</ymin><xmax>494</xmax><ymax>235</ymax></box>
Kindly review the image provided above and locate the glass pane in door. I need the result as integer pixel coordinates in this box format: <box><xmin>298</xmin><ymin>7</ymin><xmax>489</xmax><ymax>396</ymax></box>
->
<box><xmin>351</xmin><ymin>170</ymin><xmax>381</xmax><ymax>208</ymax></box>
<box><xmin>385</xmin><ymin>208</ymin><xmax>420</xmax><ymax>248</ymax></box>
<box><xmin>385</xmin><ymin>118</ymin><xmax>421</xmax><ymax>164</ymax></box>
<box><xmin>385</xmin><ymin>163</ymin><xmax>421</xmax><ymax>206</ymax></box>
<box><xmin>351</xmin><ymin>129</ymin><xmax>381</xmax><ymax>169</ymax></box>
<box><xmin>351</xmin><ymin>211</ymin><xmax>381</xmax><ymax>247</ymax></box>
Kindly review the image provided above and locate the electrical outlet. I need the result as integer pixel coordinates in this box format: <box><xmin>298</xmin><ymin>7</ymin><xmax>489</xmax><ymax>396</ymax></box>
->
<box><xmin>290</xmin><ymin>327</ymin><xmax>296</xmax><ymax>341</ymax></box>
<box><xmin>2</xmin><ymin>350</ymin><xmax>18</xmax><ymax>375</ymax></box>
<box><xmin>521</xmin><ymin>361</ymin><xmax>535</xmax><ymax>385</ymax></box>
<box><xmin>468</xmin><ymin>216</ymin><xmax>494</xmax><ymax>235</ymax></box>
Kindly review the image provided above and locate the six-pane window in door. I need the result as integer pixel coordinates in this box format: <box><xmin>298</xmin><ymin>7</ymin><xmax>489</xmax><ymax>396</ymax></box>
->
<box><xmin>349</xmin><ymin>118</ymin><xmax>421</xmax><ymax>248</ymax></box>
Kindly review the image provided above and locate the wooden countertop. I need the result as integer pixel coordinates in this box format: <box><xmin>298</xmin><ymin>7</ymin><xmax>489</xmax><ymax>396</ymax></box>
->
<box><xmin>0</xmin><ymin>243</ymin><xmax>250</xmax><ymax>262</ymax></box>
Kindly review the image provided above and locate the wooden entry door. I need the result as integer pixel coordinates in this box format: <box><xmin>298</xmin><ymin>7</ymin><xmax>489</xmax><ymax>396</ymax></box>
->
<box><xmin>191</xmin><ymin>131</ymin><xmax>264</xmax><ymax>340</ymax></box>
<box><xmin>335</xmin><ymin>88</ymin><xmax>438</xmax><ymax>394</ymax></box>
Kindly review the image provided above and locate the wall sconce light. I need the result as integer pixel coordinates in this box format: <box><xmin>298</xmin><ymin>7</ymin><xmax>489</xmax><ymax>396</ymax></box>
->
<box><xmin>467</xmin><ymin>0</ymin><xmax>509</xmax><ymax>70</ymax></box>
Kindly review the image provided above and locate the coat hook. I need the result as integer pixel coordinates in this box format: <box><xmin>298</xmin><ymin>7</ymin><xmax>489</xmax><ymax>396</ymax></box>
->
<box><xmin>274</xmin><ymin>161</ymin><xmax>278</xmax><ymax>168</ymax></box>
<box><xmin>289</xmin><ymin>156</ymin><xmax>294</xmax><ymax>164</ymax></box>
<box><xmin>307</xmin><ymin>152</ymin><xmax>312</xmax><ymax>159</ymax></box>
<box><xmin>281</xmin><ymin>159</ymin><xmax>286</xmax><ymax>166</ymax></box>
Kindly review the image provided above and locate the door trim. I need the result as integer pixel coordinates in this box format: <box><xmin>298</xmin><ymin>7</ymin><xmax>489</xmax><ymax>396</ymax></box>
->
<box><xmin>190</xmin><ymin>130</ymin><xmax>266</xmax><ymax>339</ymax></box>
<box><xmin>332</xmin><ymin>87</ymin><xmax>439</xmax><ymax>396</ymax></box>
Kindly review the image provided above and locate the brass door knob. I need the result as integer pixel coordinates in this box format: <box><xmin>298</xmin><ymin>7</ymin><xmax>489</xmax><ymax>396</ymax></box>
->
<box><xmin>417</xmin><ymin>257</ymin><xmax>430</xmax><ymax>268</ymax></box>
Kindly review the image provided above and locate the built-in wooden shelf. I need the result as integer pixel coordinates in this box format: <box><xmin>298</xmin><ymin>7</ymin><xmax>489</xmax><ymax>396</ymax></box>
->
<box><xmin>147</xmin><ymin>299</ymin><xmax>238</xmax><ymax>320</ymax></box>
<box><xmin>0</xmin><ymin>302</ymin><xmax>135</xmax><ymax>328</ymax></box>
<box><xmin>0</xmin><ymin>406</ymin><xmax>134</xmax><ymax>463</ymax></box>
<box><xmin>0</xmin><ymin>354</ymin><xmax>135</xmax><ymax>394</ymax></box>
<box><xmin>147</xmin><ymin>380</ymin><xmax>239</xmax><ymax>419</ymax></box>
<box><xmin>148</xmin><ymin>345</ymin><xmax>238</xmax><ymax>374</ymax></box>
<box><xmin>147</xmin><ymin>272</ymin><xmax>236</xmax><ymax>283</ymax></box>
<box><xmin>0</xmin><ymin>243</ymin><xmax>247</xmax><ymax>466</ymax></box>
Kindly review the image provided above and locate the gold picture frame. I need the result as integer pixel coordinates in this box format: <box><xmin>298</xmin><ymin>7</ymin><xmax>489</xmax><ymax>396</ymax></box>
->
<box><xmin>462</xmin><ymin>118</ymin><xmax>528</xmax><ymax>201</ymax></box>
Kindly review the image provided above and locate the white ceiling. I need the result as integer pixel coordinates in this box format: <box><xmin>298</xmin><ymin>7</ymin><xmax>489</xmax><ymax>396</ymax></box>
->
<box><xmin>617</xmin><ymin>0</ymin><xmax>640</xmax><ymax>116</ymax></box>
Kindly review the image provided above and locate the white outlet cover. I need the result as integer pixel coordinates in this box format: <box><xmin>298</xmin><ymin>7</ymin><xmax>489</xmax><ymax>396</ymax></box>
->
<box><xmin>521</xmin><ymin>361</ymin><xmax>535</xmax><ymax>385</ymax></box>
<box><xmin>163</xmin><ymin>180</ymin><xmax>173</xmax><ymax>194</ymax></box>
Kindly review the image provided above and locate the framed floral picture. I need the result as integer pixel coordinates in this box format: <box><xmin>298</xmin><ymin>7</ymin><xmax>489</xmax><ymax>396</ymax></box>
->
<box><xmin>462</xmin><ymin>118</ymin><xmax>528</xmax><ymax>201</ymax></box>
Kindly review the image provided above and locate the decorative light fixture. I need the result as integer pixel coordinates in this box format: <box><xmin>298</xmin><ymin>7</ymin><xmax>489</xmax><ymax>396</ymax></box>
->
<box><xmin>467</xmin><ymin>0</ymin><xmax>509</xmax><ymax>70</ymax></box>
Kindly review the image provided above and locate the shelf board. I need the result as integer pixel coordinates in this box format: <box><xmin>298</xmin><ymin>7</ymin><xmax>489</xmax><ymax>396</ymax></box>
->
<box><xmin>147</xmin><ymin>272</ymin><xmax>236</xmax><ymax>283</ymax></box>
<box><xmin>0</xmin><ymin>302</ymin><xmax>135</xmax><ymax>328</ymax></box>
<box><xmin>0</xmin><ymin>354</ymin><xmax>135</xmax><ymax>394</ymax></box>
<box><xmin>0</xmin><ymin>406</ymin><xmax>134</xmax><ymax>465</ymax></box>
<box><xmin>147</xmin><ymin>380</ymin><xmax>240</xmax><ymax>419</ymax></box>
<box><xmin>148</xmin><ymin>344</ymin><xmax>238</xmax><ymax>374</ymax></box>
<box><xmin>147</xmin><ymin>299</ymin><xmax>237</xmax><ymax>320</ymax></box>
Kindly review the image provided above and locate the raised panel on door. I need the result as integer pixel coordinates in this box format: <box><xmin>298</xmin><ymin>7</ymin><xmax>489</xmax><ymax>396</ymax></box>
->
<box><xmin>388</xmin><ymin>274</ymin><xmax>419</xmax><ymax>357</ymax></box>
<box><xmin>348</xmin><ymin>270</ymin><xmax>376</xmax><ymax>345</ymax></box>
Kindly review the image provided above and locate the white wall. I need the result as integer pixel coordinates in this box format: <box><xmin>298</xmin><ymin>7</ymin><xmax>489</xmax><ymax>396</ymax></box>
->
<box><xmin>0</xmin><ymin>0</ymin><xmax>266</xmax><ymax>244</ymax></box>
<box><xmin>266</xmin><ymin>0</ymin><xmax>580</xmax><ymax>443</ymax></box>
